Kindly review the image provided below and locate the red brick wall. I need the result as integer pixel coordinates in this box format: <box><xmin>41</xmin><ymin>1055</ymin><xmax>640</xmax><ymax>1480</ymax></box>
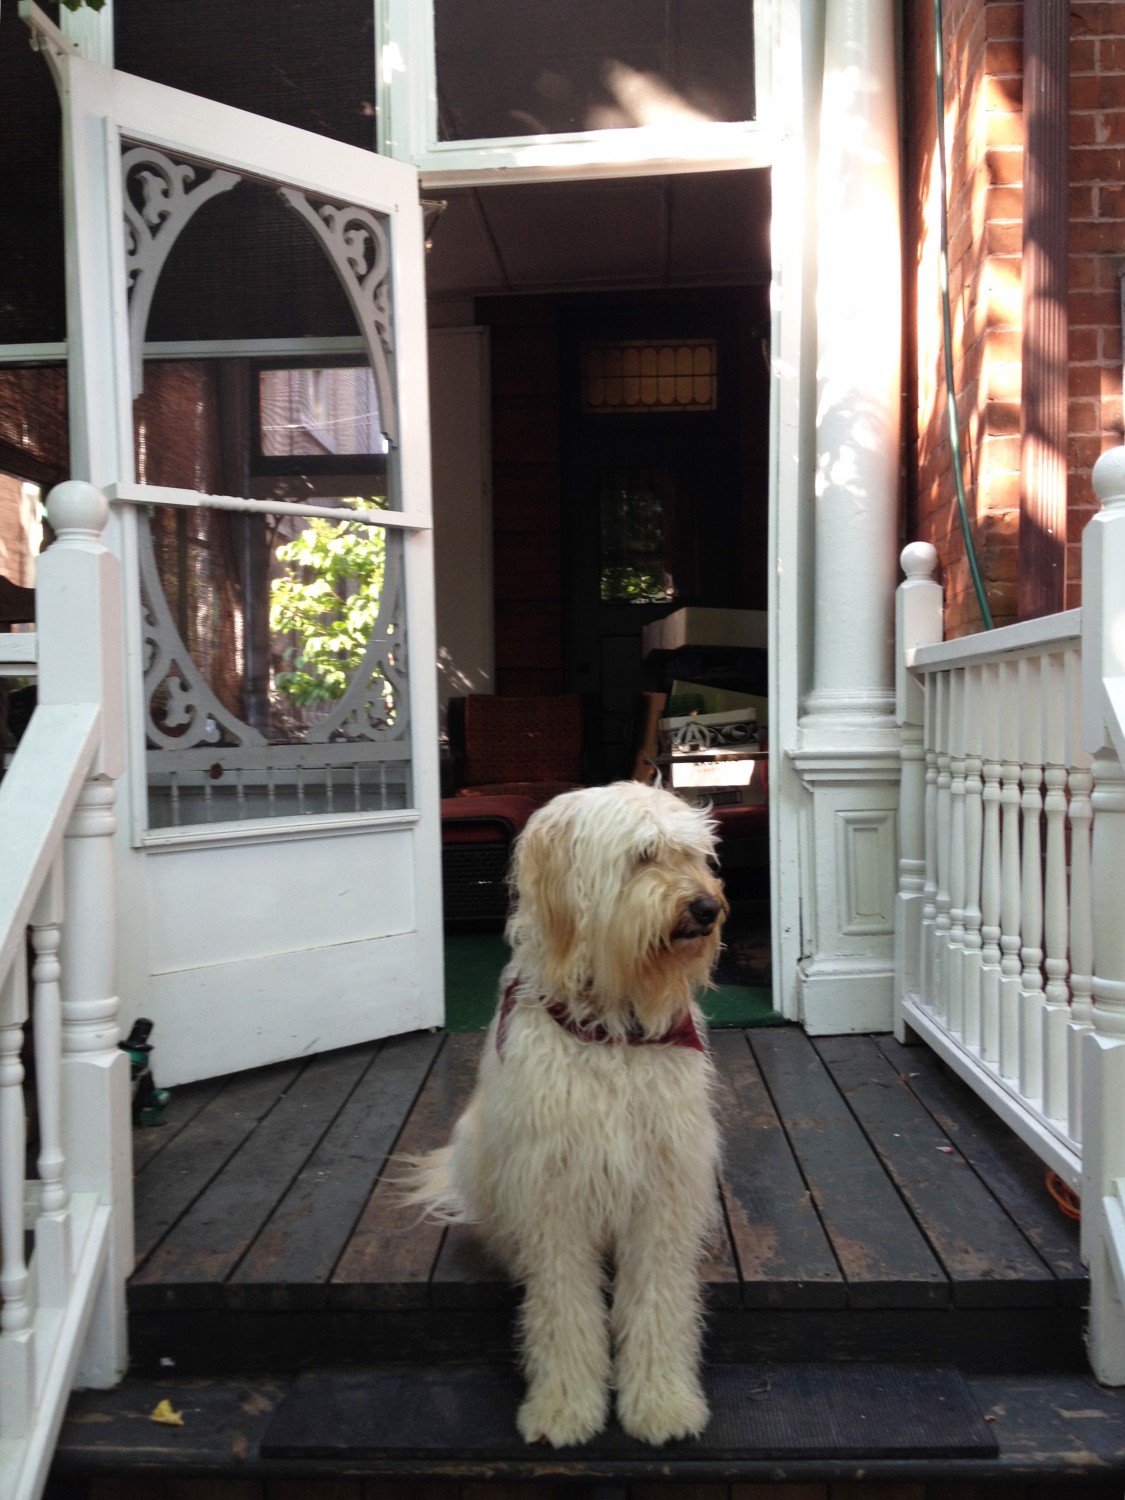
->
<box><xmin>905</xmin><ymin>0</ymin><xmax>1024</xmax><ymax>638</ymax></box>
<box><xmin>906</xmin><ymin>1</ymin><xmax>1125</xmax><ymax>632</ymax></box>
<box><xmin>1068</xmin><ymin>2</ymin><xmax>1125</xmax><ymax>606</ymax></box>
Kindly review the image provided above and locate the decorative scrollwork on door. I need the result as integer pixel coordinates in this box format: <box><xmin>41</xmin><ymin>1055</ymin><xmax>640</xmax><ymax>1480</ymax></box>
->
<box><xmin>122</xmin><ymin>147</ymin><xmax>241</xmax><ymax>399</ymax></box>
<box><xmin>278</xmin><ymin>189</ymin><xmax>398</xmax><ymax>446</ymax></box>
<box><xmin>306</xmin><ymin>538</ymin><xmax>409</xmax><ymax>745</ymax></box>
<box><xmin>137</xmin><ymin>510</ymin><xmax>267</xmax><ymax>753</ymax></box>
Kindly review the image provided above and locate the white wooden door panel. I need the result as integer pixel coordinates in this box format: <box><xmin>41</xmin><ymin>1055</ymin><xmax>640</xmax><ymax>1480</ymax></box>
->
<box><xmin>148</xmin><ymin>929</ymin><xmax>433</xmax><ymax>1084</ymax></box>
<box><xmin>145</xmin><ymin>827</ymin><xmax>417</xmax><ymax>973</ymax></box>
<box><xmin>48</xmin><ymin>25</ymin><xmax>443</xmax><ymax>1081</ymax></box>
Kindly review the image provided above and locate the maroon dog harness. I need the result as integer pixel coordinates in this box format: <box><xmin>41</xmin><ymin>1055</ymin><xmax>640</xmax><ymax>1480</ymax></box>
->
<box><xmin>495</xmin><ymin>976</ymin><xmax>705</xmax><ymax>1057</ymax></box>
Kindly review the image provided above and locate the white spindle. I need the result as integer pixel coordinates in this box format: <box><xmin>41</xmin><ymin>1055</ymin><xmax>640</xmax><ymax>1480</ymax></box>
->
<box><xmin>934</xmin><ymin>672</ymin><xmax>953</xmax><ymax>1022</ymax></box>
<box><xmin>1083</xmin><ymin>742</ymin><xmax>1125</xmax><ymax>1384</ymax></box>
<box><xmin>31</xmin><ymin>860</ymin><xmax>73</xmax><ymax>1313</ymax></box>
<box><xmin>921</xmin><ymin>687</ymin><xmax>939</xmax><ymax>1010</ymax></box>
<box><xmin>0</xmin><ymin>948</ymin><xmax>32</xmax><ymax>1441</ymax></box>
<box><xmin>895</xmin><ymin>541</ymin><xmax>942</xmax><ymax>1036</ymax></box>
<box><xmin>947</xmin><ymin>669</ymin><xmax>968</xmax><ymax>1035</ymax></box>
<box><xmin>1018</xmin><ymin>655</ymin><xmax>1046</xmax><ymax>1103</ymax></box>
<box><xmin>979</xmin><ymin>659</ymin><xmax>1003</xmax><ymax>1064</ymax></box>
<box><xmin>1040</xmin><ymin>651</ymin><xmax>1070</xmax><ymax>1125</ymax></box>
<box><xmin>961</xmin><ymin>663</ymin><xmax>985</xmax><ymax>1052</ymax></box>
<box><xmin>998</xmin><ymin>659</ymin><xmax>1023</xmax><ymax>1081</ymax></box>
<box><xmin>1067</xmin><ymin>651</ymin><xmax>1095</xmax><ymax>1144</ymax></box>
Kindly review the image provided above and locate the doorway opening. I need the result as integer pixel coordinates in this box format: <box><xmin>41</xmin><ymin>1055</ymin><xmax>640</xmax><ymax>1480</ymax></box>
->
<box><xmin>427</xmin><ymin>169</ymin><xmax>775</xmax><ymax>1013</ymax></box>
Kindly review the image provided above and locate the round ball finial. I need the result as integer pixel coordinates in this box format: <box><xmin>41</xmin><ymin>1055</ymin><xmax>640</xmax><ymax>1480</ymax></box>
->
<box><xmin>900</xmin><ymin>541</ymin><xmax>938</xmax><ymax>580</ymax></box>
<box><xmin>1092</xmin><ymin>446</ymin><xmax>1125</xmax><ymax>510</ymax></box>
<box><xmin>46</xmin><ymin>480</ymin><xmax>109</xmax><ymax>537</ymax></box>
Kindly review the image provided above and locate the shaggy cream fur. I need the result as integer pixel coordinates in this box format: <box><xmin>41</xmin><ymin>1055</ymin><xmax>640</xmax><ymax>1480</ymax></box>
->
<box><xmin>411</xmin><ymin>781</ymin><xmax>727</xmax><ymax>1448</ymax></box>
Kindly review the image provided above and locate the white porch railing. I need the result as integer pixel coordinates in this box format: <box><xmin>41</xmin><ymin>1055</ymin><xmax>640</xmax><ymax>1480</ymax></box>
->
<box><xmin>0</xmin><ymin>483</ymin><xmax>132</xmax><ymax>1500</ymax></box>
<box><xmin>897</xmin><ymin>447</ymin><xmax>1125</xmax><ymax>1386</ymax></box>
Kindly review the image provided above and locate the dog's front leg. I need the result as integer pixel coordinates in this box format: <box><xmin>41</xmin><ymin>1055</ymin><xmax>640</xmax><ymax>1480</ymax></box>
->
<box><xmin>611</xmin><ymin>1202</ymin><xmax>710</xmax><ymax>1446</ymax></box>
<box><xmin>514</xmin><ymin>1232</ymin><xmax>611</xmax><ymax>1448</ymax></box>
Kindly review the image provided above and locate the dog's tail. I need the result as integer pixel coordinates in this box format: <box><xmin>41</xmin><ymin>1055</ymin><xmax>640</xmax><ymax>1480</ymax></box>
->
<box><xmin>390</xmin><ymin>1144</ymin><xmax>470</xmax><ymax>1223</ymax></box>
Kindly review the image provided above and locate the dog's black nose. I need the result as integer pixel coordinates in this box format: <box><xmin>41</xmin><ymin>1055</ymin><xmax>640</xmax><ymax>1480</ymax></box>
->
<box><xmin>689</xmin><ymin>895</ymin><xmax>722</xmax><ymax>927</ymax></box>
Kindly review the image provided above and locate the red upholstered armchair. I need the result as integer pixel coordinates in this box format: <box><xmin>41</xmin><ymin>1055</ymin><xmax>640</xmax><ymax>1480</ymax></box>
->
<box><xmin>447</xmin><ymin>693</ymin><xmax>587</xmax><ymax>808</ymax></box>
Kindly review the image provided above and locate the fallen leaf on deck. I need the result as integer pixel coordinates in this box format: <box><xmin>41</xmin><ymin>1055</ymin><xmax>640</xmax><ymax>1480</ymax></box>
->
<box><xmin>150</xmin><ymin>1399</ymin><xmax>184</xmax><ymax>1427</ymax></box>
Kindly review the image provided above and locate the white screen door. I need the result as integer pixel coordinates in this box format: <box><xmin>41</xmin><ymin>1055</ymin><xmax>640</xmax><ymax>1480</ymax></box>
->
<box><xmin>45</xmin><ymin>20</ymin><xmax>443</xmax><ymax>1084</ymax></box>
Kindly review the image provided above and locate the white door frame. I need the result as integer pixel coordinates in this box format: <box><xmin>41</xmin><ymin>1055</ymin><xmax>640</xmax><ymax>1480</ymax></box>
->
<box><xmin>27</xmin><ymin>3</ymin><xmax>444</xmax><ymax>1080</ymax></box>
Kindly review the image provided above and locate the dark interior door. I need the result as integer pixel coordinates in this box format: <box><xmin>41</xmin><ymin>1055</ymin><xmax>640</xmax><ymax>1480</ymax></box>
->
<box><xmin>561</xmin><ymin>289</ymin><xmax>768</xmax><ymax>781</ymax></box>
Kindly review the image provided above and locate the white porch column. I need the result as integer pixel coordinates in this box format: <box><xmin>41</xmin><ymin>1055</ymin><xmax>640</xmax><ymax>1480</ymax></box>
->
<box><xmin>792</xmin><ymin>0</ymin><xmax>904</xmax><ymax>1033</ymax></box>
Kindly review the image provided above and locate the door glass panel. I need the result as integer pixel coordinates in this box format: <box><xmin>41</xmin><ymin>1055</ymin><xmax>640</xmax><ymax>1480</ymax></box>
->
<box><xmin>599</xmin><ymin>467</ymin><xmax>678</xmax><ymax>604</ymax></box>
<box><xmin>124</xmin><ymin>147</ymin><xmax>410</xmax><ymax>830</ymax></box>
<box><xmin>434</xmin><ymin>0</ymin><xmax>756</xmax><ymax>142</ymax></box>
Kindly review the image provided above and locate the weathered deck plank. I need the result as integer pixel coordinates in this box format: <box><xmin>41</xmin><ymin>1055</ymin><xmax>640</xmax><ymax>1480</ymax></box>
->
<box><xmin>750</xmin><ymin>1029</ymin><xmax>948</xmax><ymax>1309</ymax></box>
<box><xmin>132</xmin><ymin>1046</ymin><xmax>375</xmax><ymax>1300</ymax></box>
<box><xmin>126</xmin><ymin>1023</ymin><xmax>1086</xmax><ymax>1374</ymax></box>
<box><xmin>815</xmin><ymin>1036</ymin><xmax>1059</xmax><ymax>1308</ymax></box>
<box><xmin>232</xmin><ymin>1031</ymin><xmax>443</xmax><ymax>1301</ymax></box>
<box><xmin>132</xmin><ymin>1060</ymin><xmax>304</xmax><ymax>1268</ymax></box>
<box><xmin>710</xmin><ymin>1030</ymin><xmax>844</xmax><ymax>1308</ymax></box>
<box><xmin>330</xmin><ymin>1031</ymin><xmax>480</xmax><ymax>1307</ymax></box>
<box><xmin>874</xmin><ymin>1033</ymin><xmax>1087</xmax><ymax>1304</ymax></box>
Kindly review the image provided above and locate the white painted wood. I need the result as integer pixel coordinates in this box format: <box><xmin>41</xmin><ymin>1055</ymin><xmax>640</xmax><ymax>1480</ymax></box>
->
<box><xmin>1068</xmin><ymin>650</ymin><xmax>1095</xmax><ymax>1143</ymax></box>
<box><xmin>768</xmin><ymin>0</ymin><xmax>823</xmax><ymax>1024</ymax></box>
<box><xmin>145</xmin><ymin>827</ymin><xmax>417</xmax><ymax>972</ymax></box>
<box><xmin>1085</xmin><ymin>451</ymin><xmax>1125</xmax><ymax>763</ymax></box>
<box><xmin>979</xmin><ymin>660</ymin><xmax>1003</xmax><ymax>1066</ymax></box>
<box><xmin>903</xmin><ymin>997</ymin><xmax>1081</xmax><ymax>1189</ymax></box>
<box><xmin>1018</xmin><ymin>655</ymin><xmax>1045</xmax><ymax>1104</ymax></box>
<box><xmin>107</xmin><ymin>483</ymin><xmax>432</xmax><ymax>533</ymax></box>
<box><xmin>961</xmin><ymin>664</ymin><xmax>985</xmax><ymax>1055</ymax></box>
<box><xmin>1041</xmin><ymin>651</ymin><xmax>1071</xmax><ymax>1125</ymax></box>
<box><xmin>0</xmin><ymin>635</ymin><xmax>37</xmax><ymax>672</ymax></box>
<box><xmin>42</xmin><ymin>27</ymin><xmax>445</xmax><ymax>1080</ymax></box>
<box><xmin>914</xmin><ymin>608</ymin><xmax>1081</xmax><ymax>670</ymax></box>
<box><xmin>947</xmin><ymin>669</ymin><xmax>967</xmax><ymax>1036</ymax></box>
<box><xmin>998</xmin><ymin>659</ymin><xmax>1023</xmax><ymax>1083</ymax></box>
<box><xmin>379</xmin><ymin>0</ymin><xmax>775</xmax><ymax>186</ymax></box>
<box><xmin>0</xmin><ymin>707</ymin><xmax>100</xmax><ymax>986</ymax></box>
<box><xmin>149</xmin><ymin>928</ymin><xmax>439</xmax><ymax>1085</ymax></box>
<box><xmin>0</xmin><ymin>949</ymin><xmax>31</xmax><ymax>1350</ymax></box>
<box><xmin>933</xmin><ymin>672</ymin><xmax>952</xmax><ymax>1025</ymax></box>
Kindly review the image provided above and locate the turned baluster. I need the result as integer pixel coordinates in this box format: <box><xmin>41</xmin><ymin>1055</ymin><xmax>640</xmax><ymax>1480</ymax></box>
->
<box><xmin>946</xmin><ymin>669</ymin><xmax>968</xmax><ymax>1035</ymax></box>
<box><xmin>933</xmin><ymin>672</ymin><xmax>953</xmax><ymax>1023</ymax></box>
<box><xmin>961</xmin><ymin>663</ymin><xmax>985</xmax><ymax>1053</ymax></box>
<box><xmin>979</xmin><ymin>660</ymin><xmax>1003</xmax><ymax>1064</ymax></box>
<box><xmin>1040</xmin><ymin>651</ymin><xmax>1071</xmax><ymax>1126</ymax></box>
<box><xmin>998</xmin><ymin>659</ymin><xmax>1023</xmax><ymax>1082</ymax></box>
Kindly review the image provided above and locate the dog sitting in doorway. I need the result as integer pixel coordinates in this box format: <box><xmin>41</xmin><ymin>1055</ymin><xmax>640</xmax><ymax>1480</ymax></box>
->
<box><xmin>407</xmin><ymin>780</ymin><xmax>727</xmax><ymax>1447</ymax></box>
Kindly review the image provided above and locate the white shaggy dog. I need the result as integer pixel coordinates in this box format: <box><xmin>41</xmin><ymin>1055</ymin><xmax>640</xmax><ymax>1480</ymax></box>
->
<box><xmin>411</xmin><ymin>780</ymin><xmax>727</xmax><ymax>1448</ymax></box>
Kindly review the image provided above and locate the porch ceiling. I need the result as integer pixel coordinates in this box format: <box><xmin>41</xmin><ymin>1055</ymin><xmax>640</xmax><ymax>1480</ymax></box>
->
<box><xmin>423</xmin><ymin>168</ymin><xmax>771</xmax><ymax>300</ymax></box>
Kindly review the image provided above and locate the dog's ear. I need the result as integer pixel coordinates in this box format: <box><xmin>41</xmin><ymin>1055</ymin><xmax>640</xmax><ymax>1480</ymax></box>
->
<box><xmin>510</xmin><ymin>807</ymin><xmax>579</xmax><ymax>986</ymax></box>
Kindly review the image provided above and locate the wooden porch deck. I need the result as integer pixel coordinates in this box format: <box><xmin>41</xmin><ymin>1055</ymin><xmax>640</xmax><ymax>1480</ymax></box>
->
<box><xmin>126</xmin><ymin>1024</ymin><xmax>1086</xmax><ymax>1378</ymax></box>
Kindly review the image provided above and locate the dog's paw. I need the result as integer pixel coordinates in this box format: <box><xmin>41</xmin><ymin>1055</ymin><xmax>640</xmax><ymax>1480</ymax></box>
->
<box><xmin>516</xmin><ymin>1385</ymin><xmax>608</xmax><ymax>1448</ymax></box>
<box><xmin>616</xmin><ymin>1381</ymin><xmax>710</xmax><ymax>1446</ymax></box>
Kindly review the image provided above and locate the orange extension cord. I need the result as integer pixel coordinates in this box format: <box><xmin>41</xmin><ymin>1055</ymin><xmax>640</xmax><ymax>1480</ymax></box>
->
<box><xmin>1046</xmin><ymin>1171</ymin><xmax>1081</xmax><ymax>1222</ymax></box>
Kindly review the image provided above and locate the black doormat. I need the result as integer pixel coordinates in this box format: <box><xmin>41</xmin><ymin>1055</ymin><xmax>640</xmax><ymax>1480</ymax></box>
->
<box><xmin>261</xmin><ymin>1362</ymin><xmax>998</xmax><ymax>1462</ymax></box>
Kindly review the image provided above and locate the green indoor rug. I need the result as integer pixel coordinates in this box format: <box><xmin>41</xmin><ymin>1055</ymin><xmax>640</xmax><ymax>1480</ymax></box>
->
<box><xmin>443</xmin><ymin>930</ymin><xmax>784</xmax><ymax>1032</ymax></box>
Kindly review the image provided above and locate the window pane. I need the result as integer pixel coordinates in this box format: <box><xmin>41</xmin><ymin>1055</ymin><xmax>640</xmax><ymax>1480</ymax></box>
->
<box><xmin>260</xmin><ymin>368</ymin><xmax>388</xmax><ymax>459</ymax></box>
<box><xmin>435</xmin><ymin>0</ymin><xmax>755</xmax><ymax>142</ymax></box>
<box><xmin>599</xmin><ymin>468</ymin><xmax>676</xmax><ymax>604</ymax></box>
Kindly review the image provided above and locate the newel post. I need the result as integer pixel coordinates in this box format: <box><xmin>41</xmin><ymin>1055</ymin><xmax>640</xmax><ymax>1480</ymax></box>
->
<box><xmin>35</xmin><ymin>480</ymin><xmax>132</xmax><ymax>1388</ymax></box>
<box><xmin>895</xmin><ymin>543</ymin><xmax>942</xmax><ymax>1040</ymax></box>
<box><xmin>1080</xmin><ymin>448</ymin><xmax>1125</xmax><ymax>1385</ymax></box>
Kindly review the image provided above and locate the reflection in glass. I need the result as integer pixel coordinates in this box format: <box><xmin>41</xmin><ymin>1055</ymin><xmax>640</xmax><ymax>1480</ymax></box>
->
<box><xmin>599</xmin><ymin>468</ymin><xmax>676</xmax><ymax>604</ymax></box>
<box><xmin>435</xmin><ymin>0</ymin><xmax>755</xmax><ymax>142</ymax></box>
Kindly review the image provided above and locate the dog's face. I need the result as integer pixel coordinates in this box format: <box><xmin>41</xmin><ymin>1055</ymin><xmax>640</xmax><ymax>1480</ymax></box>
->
<box><xmin>507</xmin><ymin>781</ymin><xmax>728</xmax><ymax>1033</ymax></box>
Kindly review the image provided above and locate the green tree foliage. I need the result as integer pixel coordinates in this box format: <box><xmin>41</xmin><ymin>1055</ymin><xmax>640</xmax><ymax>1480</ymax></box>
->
<box><xmin>269</xmin><ymin>502</ymin><xmax>386</xmax><ymax>708</ymax></box>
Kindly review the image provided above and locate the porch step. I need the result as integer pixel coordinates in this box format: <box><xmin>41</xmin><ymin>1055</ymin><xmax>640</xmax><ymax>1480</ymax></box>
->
<box><xmin>125</xmin><ymin>1027</ymin><xmax>1087</xmax><ymax>1378</ymax></box>
<box><xmin>47</xmin><ymin>1368</ymin><xmax>1125</xmax><ymax>1486</ymax></box>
